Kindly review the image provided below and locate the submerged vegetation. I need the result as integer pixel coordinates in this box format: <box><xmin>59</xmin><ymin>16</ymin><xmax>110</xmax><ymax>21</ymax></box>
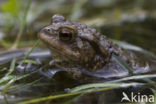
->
<box><xmin>0</xmin><ymin>0</ymin><xmax>156</xmax><ymax>104</ymax></box>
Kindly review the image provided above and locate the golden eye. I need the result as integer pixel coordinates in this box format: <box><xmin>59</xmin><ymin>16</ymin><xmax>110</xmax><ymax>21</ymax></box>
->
<box><xmin>59</xmin><ymin>28</ymin><xmax>73</xmax><ymax>41</ymax></box>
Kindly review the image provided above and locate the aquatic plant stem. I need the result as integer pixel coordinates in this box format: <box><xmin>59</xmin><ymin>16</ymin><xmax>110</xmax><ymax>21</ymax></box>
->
<box><xmin>11</xmin><ymin>0</ymin><xmax>32</xmax><ymax>49</ymax></box>
<box><xmin>20</xmin><ymin>39</ymin><xmax>40</xmax><ymax>65</ymax></box>
<box><xmin>18</xmin><ymin>83</ymin><xmax>143</xmax><ymax>104</ymax></box>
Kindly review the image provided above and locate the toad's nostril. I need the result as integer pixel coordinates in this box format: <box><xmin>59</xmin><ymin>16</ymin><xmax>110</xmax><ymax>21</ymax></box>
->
<box><xmin>43</xmin><ymin>28</ymin><xmax>51</xmax><ymax>33</ymax></box>
<box><xmin>47</xmin><ymin>29</ymin><xmax>50</xmax><ymax>32</ymax></box>
<box><xmin>44</xmin><ymin>28</ymin><xmax>50</xmax><ymax>32</ymax></box>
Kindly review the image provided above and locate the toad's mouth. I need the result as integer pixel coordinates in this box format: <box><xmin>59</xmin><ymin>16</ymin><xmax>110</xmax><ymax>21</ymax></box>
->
<box><xmin>38</xmin><ymin>30</ymin><xmax>80</xmax><ymax>61</ymax></box>
<box><xmin>49</xmin><ymin>46</ymin><xmax>80</xmax><ymax>62</ymax></box>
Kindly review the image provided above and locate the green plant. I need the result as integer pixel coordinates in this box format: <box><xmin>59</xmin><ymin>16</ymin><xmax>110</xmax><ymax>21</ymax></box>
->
<box><xmin>1</xmin><ymin>0</ymin><xmax>32</xmax><ymax>49</ymax></box>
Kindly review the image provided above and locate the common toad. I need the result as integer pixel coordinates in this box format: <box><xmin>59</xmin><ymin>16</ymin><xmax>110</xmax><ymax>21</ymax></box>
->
<box><xmin>38</xmin><ymin>14</ymin><xmax>151</xmax><ymax>78</ymax></box>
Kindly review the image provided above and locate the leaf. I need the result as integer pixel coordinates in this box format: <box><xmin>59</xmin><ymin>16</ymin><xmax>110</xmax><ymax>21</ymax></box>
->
<box><xmin>1</xmin><ymin>0</ymin><xmax>20</xmax><ymax>17</ymax></box>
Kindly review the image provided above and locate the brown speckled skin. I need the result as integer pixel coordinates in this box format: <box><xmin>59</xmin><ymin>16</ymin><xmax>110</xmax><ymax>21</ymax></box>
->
<box><xmin>38</xmin><ymin>14</ymin><xmax>149</xmax><ymax>78</ymax></box>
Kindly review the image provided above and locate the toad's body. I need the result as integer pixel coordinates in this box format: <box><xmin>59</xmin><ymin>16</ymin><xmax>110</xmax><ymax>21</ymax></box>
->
<box><xmin>38</xmin><ymin>15</ymin><xmax>151</xmax><ymax>78</ymax></box>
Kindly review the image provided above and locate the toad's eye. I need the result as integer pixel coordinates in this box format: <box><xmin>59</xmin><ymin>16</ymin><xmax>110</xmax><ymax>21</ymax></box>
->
<box><xmin>59</xmin><ymin>28</ymin><xmax>73</xmax><ymax>41</ymax></box>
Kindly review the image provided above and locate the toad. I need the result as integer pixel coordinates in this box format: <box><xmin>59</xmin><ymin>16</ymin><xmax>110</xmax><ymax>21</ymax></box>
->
<box><xmin>38</xmin><ymin>14</ymin><xmax>152</xmax><ymax>78</ymax></box>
